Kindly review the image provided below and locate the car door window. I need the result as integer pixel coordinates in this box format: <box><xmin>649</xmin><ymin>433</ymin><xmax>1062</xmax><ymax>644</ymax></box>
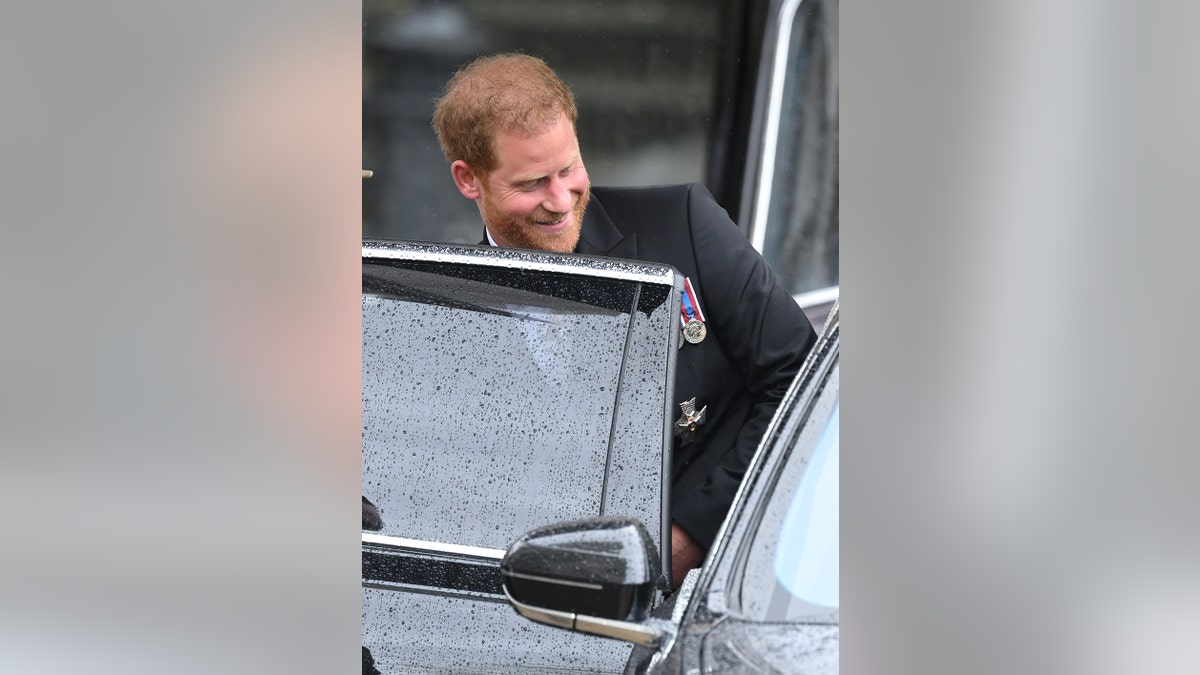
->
<box><xmin>362</xmin><ymin>252</ymin><xmax>676</xmax><ymax>552</ymax></box>
<box><xmin>738</xmin><ymin>363</ymin><xmax>839</xmax><ymax>622</ymax></box>
<box><xmin>774</xmin><ymin>399</ymin><xmax>838</xmax><ymax>609</ymax></box>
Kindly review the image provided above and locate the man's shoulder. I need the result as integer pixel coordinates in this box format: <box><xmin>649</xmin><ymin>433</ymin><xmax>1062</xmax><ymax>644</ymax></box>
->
<box><xmin>589</xmin><ymin>183</ymin><xmax>716</xmax><ymax>231</ymax></box>
<box><xmin>591</xmin><ymin>183</ymin><xmax>703</xmax><ymax>203</ymax></box>
<box><xmin>585</xmin><ymin>183</ymin><xmax>734</xmax><ymax>252</ymax></box>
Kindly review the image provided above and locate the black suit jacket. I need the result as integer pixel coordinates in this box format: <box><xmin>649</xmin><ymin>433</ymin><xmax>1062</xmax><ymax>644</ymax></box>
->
<box><xmin>485</xmin><ymin>184</ymin><xmax>816</xmax><ymax>549</ymax></box>
<box><xmin>583</xmin><ymin>184</ymin><xmax>816</xmax><ymax>550</ymax></box>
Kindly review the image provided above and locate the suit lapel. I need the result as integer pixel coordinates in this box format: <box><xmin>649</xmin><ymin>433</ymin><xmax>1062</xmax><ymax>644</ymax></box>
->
<box><xmin>576</xmin><ymin>197</ymin><xmax>636</xmax><ymax>259</ymax></box>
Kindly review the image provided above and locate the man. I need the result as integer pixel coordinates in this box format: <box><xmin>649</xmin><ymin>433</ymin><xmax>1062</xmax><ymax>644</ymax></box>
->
<box><xmin>432</xmin><ymin>53</ymin><xmax>817</xmax><ymax>586</ymax></box>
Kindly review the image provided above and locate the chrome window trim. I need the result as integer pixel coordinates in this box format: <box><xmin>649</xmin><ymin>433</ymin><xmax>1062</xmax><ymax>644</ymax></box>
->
<box><xmin>362</xmin><ymin>532</ymin><xmax>506</xmax><ymax>561</ymax></box>
<box><xmin>363</xmin><ymin>240</ymin><xmax>678</xmax><ymax>287</ymax></box>
<box><xmin>749</xmin><ymin>0</ymin><xmax>805</xmax><ymax>253</ymax></box>
<box><xmin>362</xmin><ymin>580</ymin><xmax>507</xmax><ymax>603</ymax></box>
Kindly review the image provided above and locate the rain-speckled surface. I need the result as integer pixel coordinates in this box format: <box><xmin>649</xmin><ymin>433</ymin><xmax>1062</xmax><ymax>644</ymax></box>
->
<box><xmin>363</xmin><ymin>586</ymin><xmax>634</xmax><ymax>673</ymax></box>
<box><xmin>624</xmin><ymin>308</ymin><xmax>840</xmax><ymax>675</ymax></box>
<box><xmin>363</xmin><ymin>239</ymin><xmax>680</xmax><ymax>286</ymax></box>
<box><xmin>362</xmin><ymin>243</ymin><xmax>682</xmax><ymax>673</ymax></box>
<box><xmin>738</xmin><ymin>366</ymin><xmax>839</xmax><ymax>623</ymax></box>
<box><xmin>699</xmin><ymin>621</ymin><xmax>839</xmax><ymax>674</ymax></box>
<box><xmin>362</xmin><ymin>255</ymin><xmax>675</xmax><ymax>551</ymax></box>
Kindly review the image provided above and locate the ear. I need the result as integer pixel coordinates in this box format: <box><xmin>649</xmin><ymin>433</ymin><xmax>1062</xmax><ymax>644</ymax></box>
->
<box><xmin>451</xmin><ymin>160</ymin><xmax>484</xmax><ymax>200</ymax></box>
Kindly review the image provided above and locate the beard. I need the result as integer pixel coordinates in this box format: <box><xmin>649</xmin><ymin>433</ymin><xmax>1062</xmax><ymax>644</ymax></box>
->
<box><xmin>479</xmin><ymin>184</ymin><xmax>590</xmax><ymax>253</ymax></box>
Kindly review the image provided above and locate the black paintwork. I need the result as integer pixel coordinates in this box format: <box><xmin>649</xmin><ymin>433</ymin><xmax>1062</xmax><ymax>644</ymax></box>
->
<box><xmin>362</xmin><ymin>242</ymin><xmax>679</xmax><ymax>673</ymax></box>
<box><xmin>506</xmin><ymin>306</ymin><xmax>840</xmax><ymax>674</ymax></box>
<box><xmin>629</xmin><ymin>307</ymin><xmax>840</xmax><ymax>674</ymax></box>
<box><xmin>502</xmin><ymin>517</ymin><xmax>659</xmax><ymax>622</ymax></box>
<box><xmin>363</xmin><ymin>548</ymin><xmax>503</xmax><ymax>599</ymax></box>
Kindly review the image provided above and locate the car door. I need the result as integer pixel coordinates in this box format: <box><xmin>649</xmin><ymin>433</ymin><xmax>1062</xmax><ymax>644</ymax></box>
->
<box><xmin>491</xmin><ymin>304</ymin><xmax>839</xmax><ymax>674</ymax></box>
<box><xmin>651</xmin><ymin>304</ymin><xmax>839</xmax><ymax>673</ymax></box>
<box><xmin>362</xmin><ymin>240</ymin><xmax>680</xmax><ymax>673</ymax></box>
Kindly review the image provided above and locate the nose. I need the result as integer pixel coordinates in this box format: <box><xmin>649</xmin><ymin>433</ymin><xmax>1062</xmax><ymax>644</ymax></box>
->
<box><xmin>542</xmin><ymin>177</ymin><xmax>571</xmax><ymax>214</ymax></box>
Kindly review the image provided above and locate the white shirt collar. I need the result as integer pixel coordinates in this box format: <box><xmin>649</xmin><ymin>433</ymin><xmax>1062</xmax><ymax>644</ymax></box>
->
<box><xmin>485</xmin><ymin>227</ymin><xmax>498</xmax><ymax>247</ymax></box>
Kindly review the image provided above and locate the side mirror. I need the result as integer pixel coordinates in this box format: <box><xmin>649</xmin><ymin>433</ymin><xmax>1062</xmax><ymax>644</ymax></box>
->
<box><xmin>500</xmin><ymin>517</ymin><xmax>670</xmax><ymax>647</ymax></box>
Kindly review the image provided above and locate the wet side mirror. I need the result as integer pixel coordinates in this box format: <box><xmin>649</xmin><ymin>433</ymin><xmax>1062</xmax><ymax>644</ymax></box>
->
<box><xmin>501</xmin><ymin>517</ymin><xmax>659</xmax><ymax>623</ymax></box>
<box><xmin>501</xmin><ymin>518</ymin><xmax>670</xmax><ymax>646</ymax></box>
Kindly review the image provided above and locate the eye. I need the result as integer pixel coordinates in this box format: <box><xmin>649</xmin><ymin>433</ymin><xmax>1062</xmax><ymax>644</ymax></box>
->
<box><xmin>559</xmin><ymin>165</ymin><xmax>575</xmax><ymax>178</ymax></box>
<box><xmin>517</xmin><ymin>178</ymin><xmax>545</xmax><ymax>191</ymax></box>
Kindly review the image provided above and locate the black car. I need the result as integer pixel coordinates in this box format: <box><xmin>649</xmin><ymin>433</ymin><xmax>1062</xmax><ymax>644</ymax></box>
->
<box><xmin>360</xmin><ymin>239</ymin><xmax>837</xmax><ymax>672</ymax></box>
<box><xmin>500</xmin><ymin>304</ymin><xmax>839</xmax><ymax>674</ymax></box>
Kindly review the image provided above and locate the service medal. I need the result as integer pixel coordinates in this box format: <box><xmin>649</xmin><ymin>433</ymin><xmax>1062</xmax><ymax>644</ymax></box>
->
<box><xmin>679</xmin><ymin>277</ymin><xmax>709</xmax><ymax>346</ymax></box>
<box><xmin>683</xmin><ymin>318</ymin><xmax>707</xmax><ymax>344</ymax></box>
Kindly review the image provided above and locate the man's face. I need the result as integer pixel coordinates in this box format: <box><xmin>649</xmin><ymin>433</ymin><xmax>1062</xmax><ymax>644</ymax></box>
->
<box><xmin>476</xmin><ymin>112</ymin><xmax>590</xmax><ymax>253</ymax></box>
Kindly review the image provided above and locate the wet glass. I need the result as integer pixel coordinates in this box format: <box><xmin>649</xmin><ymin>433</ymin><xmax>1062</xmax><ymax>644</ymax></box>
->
<box><xmin>774</xmin><ymin>401</ymin><xmax>839</xmax><ymax>609</ymax></box>
<box><xmin>738</xmin><ymin>364</ymin><xmax>839</xmax><ymax>622</ymax></box>
<box><xmin>362</xmin><ymin>255</ymin><xmax>674</xmax><ymax>551</ymax></box>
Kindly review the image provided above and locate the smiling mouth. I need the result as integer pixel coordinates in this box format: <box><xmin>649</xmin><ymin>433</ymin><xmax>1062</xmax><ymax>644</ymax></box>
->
<box><xmin>533</xmin><ymin>215</ymin><xmax>567</xmax><ymax>227</ymax></box>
